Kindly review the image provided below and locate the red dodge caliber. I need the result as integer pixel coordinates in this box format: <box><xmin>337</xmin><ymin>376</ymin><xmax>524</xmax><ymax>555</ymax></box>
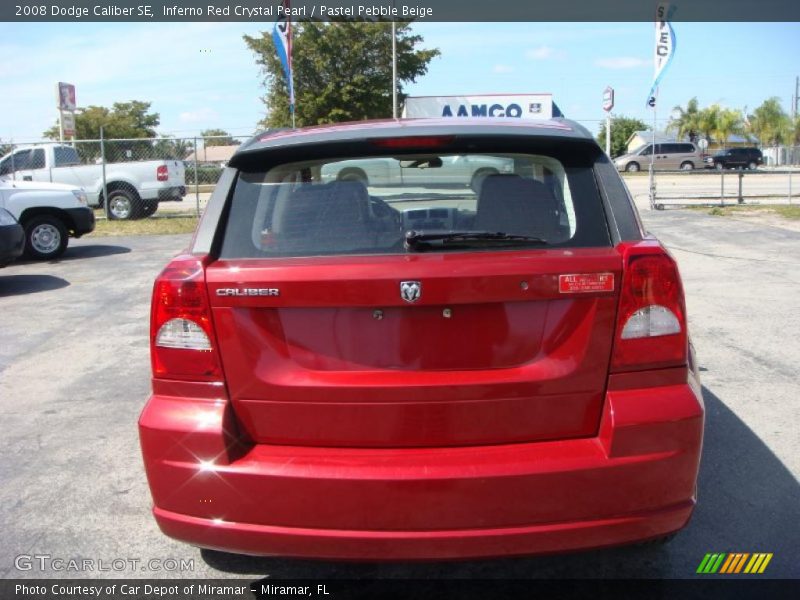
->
<box><xmin>139</xmin><ymin>118</ymin><xmax>704</xmax><ymax>560</ymax></box>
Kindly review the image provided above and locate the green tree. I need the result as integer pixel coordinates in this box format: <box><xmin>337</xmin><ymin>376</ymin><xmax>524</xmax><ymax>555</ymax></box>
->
<box><xmin>44</xmin><ymin>101</ymin><xmax>159</xmax><ymax>140</ymax></box>
<box><xmin>244</xmin><ymin>21</ymin><xmax>440</xmax><ymax>128</ymax></box>
<box><xmin>201</xmin><ymin>129</ymin><xmax>240</xmax><ymax>146</ymax></box>
<box><xmin>596</xmin><ymin>115</ymin><xmax>647</xmax><ymax>158</ymax></box>
<box><xmin>709</xmin><ymin>105</ymin><xmax>744</xmax><ymax>149</ymax></box>
<box><xmin>152</xmin><ymin>137</ymin><xmax>194</xmax><ymax>160</ymax></box>
<box><xmin>43</xmin><ymin>101</ymin><xmax>160</xmax><ymax>162</ymax></box>
<box><xmin>748</xmin><ymin>97</ymin><xmax>792</xmax><ymax>146</ymax></box>
<box><xmin>667</xmin><ymin>97</ymin><xmax>701</xmax><ymax>142</ymax></box>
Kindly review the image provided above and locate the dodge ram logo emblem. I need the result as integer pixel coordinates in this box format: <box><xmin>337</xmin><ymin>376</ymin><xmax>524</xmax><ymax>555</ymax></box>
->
<box><xmin>400</xmin><ymin>281</ymin><xmax>421</xmax><ymax>303</ymax></box>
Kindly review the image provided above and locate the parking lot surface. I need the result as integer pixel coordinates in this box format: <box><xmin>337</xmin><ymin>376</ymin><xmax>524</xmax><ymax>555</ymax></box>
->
<box><xmin>1</xmin><ymin>209</ymin><xmax>798</xmax><ymax>579</ymax></box>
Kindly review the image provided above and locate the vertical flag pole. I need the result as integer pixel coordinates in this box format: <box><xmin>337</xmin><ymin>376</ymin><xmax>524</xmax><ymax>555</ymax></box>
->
<box><xmin>647</xmin><ymin>2</ymin><xmax>676</xmax><ymax>210</ymax></box>
<box><xmin>649</xmin><ymin>92</ymin><xmax>657</xmax><ymax>210</ymax></box>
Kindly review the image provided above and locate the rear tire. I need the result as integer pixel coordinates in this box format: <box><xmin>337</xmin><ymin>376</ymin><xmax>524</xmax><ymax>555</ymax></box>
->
<box><xmin>748</xmin><ymin>161</ymin><xmax>758</xmax><ymax>170</ymax></box>
<box><xmin>106</xmin><ymin>187</ymin><xmax>141</xmax><ymax>220</ymax></box>
<box><xmin>625</xmin><ymin>162</ymin><xmax>640</xmax><ymax>172</ymax></box>
<box><xmin>139</xmin><ymin>202</ymin><xmax>158</xmax><ymax>218</ymax></box>
<box><xmin>680</xmin><ymin>161</ymin><xmax>694</xmax><ymax>171</ymax></box>
<box><xmin>23</xmin><ymin>215</ymin><xmax>68</xmax><ymax>260</ymax></box>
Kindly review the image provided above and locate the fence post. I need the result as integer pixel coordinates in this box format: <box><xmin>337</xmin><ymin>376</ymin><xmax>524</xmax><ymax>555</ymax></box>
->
<box><xmin>100</xmin><ymin>127</ymin><xmax>110</xmax><ymax>220</ymax></box>
<box><xmin>194</xmin><ymin>137</ymin><xmax>200</xmax><ymax>217</ymax></box>
<box><xmin>738</xmin><ymin>171</ymin><xmax>744</xmax><ymax>204</ymax></box>
<box><xmin>790</xmin><ymin>164</ymin><xmax>793</xmax><ymax>206</ymax></box>
<box><xmin>720</xmin><ymin>170</ymin><xmax>725</xmax><ymax>207</ymax></box>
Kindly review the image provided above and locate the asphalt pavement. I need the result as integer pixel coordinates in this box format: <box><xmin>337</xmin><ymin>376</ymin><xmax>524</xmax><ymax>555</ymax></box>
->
<box><xmin>0</xmin><ymin>208</ymin><xmax>798</xmax><ymax>580</ymax></box>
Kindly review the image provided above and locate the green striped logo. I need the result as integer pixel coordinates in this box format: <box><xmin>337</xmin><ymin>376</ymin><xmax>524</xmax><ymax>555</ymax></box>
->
<box><xmin>697</xmin><ymin>553</ymin><xmax>773</xmax><ymax>574</ymax></box>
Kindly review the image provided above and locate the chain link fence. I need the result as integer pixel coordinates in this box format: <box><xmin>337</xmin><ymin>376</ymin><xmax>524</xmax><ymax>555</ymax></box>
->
<box><xmin>2</xmin><ymin>136</ymin><xmax>798</xmax><ymax>216</ymax></box>
<box><xmin>613</xmin><ymin>147</ymin><xmax>800</xmax><ymax>210</ymax></box>
<box><xmin>0</xmin><ymin>134</ymin><xmax>250</xmax><ymax>220</ymax></box>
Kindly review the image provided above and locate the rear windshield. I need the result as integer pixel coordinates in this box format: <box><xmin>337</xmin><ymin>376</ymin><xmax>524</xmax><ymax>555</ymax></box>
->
<box><xmin>220</xmin><ymin>150</ymin><xmax>611</xmax><ymax>258</ymax></box>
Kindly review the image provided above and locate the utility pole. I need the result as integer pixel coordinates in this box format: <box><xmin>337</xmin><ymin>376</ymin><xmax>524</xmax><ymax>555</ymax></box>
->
<box><xmin>794</xmin><ymin>75</ymin><xmax>799</xmax><ymax>118</ymax></box>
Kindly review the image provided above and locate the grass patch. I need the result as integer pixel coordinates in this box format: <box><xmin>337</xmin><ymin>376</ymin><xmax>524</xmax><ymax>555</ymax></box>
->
<box><xmin>688</xmin><ymin>204</ymin><xmax>800</xmax><ymax>220</ymax></box>
<box><xmin>90</xmin><ymin>213</ymin><xmax>199</xmax><ymax>236</ymax></box>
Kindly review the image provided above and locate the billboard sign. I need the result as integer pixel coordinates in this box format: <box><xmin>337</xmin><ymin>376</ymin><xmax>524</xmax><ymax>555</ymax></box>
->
<box><xmin>61</xmin><ymin>112</ymin><xmax>76</xmax><ymax>137</ymax></box>
<box><xmin>57</xmin><ymin>82</ymin><xmax>76</xmax><ymax>111</ymax></box>
<box><xmin>403</xmin><ymin>94</ymin><xmax>561</xmax><ymax>120</ymax></box>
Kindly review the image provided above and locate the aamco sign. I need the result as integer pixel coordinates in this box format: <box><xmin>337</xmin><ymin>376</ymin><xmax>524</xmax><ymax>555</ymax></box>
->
<box><xmin>403</xmin><ymin>94</ymin><xmax>562</xmax><ymax>120</ymax></box>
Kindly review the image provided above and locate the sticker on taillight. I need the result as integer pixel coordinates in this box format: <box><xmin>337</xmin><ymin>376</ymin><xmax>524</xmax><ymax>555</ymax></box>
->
<box><xmin>558</xmin><ymin>273</ymin><xmax>615</xmax><ymax>293</ymax></box>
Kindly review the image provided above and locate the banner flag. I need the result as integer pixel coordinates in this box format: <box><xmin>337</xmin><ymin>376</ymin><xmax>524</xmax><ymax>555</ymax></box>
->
<box><xmin>646</xmin><ymin>2</ymin><xmax>676</xmax><ymax>108</ymax></box>
<box><xmin>272</xmin><ymin>1</ymin><xmax>295</xmax><ymax>111</ymax></box>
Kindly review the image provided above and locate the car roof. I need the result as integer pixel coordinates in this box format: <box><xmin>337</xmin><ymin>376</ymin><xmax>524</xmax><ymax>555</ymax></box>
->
<box><xmin>234</xmin><ymin>118</ymin><xmax>594</xmax><ymax>158</ymax></box>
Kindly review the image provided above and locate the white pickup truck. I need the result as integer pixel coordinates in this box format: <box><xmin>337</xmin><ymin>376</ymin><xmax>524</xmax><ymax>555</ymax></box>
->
<box><xmin>0</xmin><ymin>178</ymin><xmax>95</xmax><ymax>260</ymax></box>
<box><xmin>0</xmin><ymin>144</ymin><xmax>185</xmax><ymax>220</ymax></box>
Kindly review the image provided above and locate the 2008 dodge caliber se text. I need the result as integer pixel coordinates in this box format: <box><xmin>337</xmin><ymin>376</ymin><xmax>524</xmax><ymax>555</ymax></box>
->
<box><xmin>139</xmin><ymin>118</ymin><xmax>704</xmax><ymax>560</ymax></box>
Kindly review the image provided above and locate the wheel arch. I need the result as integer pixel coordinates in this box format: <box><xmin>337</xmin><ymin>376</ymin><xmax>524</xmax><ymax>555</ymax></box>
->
<box><xmin>18</xmin><ymin>207</ymin><xmax>76</xmax><ymax>235</ymax></box>
<box><xmin>98</xmin><ymin>179</ymin><xmax>141</xmax><ymax>206</ymax></box>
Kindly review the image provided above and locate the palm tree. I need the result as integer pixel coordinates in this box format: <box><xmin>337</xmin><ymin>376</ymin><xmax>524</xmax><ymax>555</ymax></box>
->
<box><xmin>749</xmin><ymin>97</ymin><xmax>791</xmax><ymax>147</ymax></box>
<box><xmin>696</xmin><ymin>104</ymin><xmax>720</xmax><ymax>145</ymax></box>
<box><xmin>667</xmin><ymin>97</ymin><xmax>701</xmax><ymax>141</ymax></box>
<box><xmin>712</xmin><ymin>108</ymin><xmax>744</xmax><ymax>150</ymax></box>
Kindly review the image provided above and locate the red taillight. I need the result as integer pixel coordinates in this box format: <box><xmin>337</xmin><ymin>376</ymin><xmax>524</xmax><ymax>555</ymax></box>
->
<box><xmin>611</xmin><ymin>242</ymin><xmax>688</xmax><ymax>372</ymax></box>
<box><xmin>371</xmin><ymin>136</ymin><xmax>455</xmax><ymax>149</ymax></box>
<box><xmin>150</xmin><ymin>254</ymin><xmax>222</xmax><ymax>381</ymax></box>
<box><xmin>157</xmin><ymin>165</ymin><xmax>169</xmax><ymax>181</ymax></box>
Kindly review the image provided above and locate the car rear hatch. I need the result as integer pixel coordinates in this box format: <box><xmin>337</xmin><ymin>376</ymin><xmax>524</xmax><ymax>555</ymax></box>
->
<box><xmin>205</xmin><ymin>135</ymin><xmax>621</xmax><ymax>448</ymax></box>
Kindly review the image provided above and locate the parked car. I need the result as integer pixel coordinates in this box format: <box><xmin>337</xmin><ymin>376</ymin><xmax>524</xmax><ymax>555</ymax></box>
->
<box><xmin>0</xmin><ymin>144</ymin><xmax>186</xmax><ymax>220</ymax></box>
<box><xmin>139</xmin><ymin>118</ymin><xmax>704</xmax><ymax>560</ymax></box>
<box><xmin>614</xmin><ymin>142</ymin><xmax>702</xmax><ymax>172</ymax></box>
<box><xmin>0</xmin><ymin>208</ymin><xmax>24</xmax><ymax>267</ymax></box>
<box><xmin>704</xmin><ymin>147</ymin><xmax>763</xmax><ymax>170</ymax></box>
<box><xmin>0</xmin><ymin>178</ymin><xmax>95</xmax><ymax>260</ymax></box>
<box><xmin>321</xmin><ymin>154</ymin><xmax>514</xmax><ymax>190</ymax></box>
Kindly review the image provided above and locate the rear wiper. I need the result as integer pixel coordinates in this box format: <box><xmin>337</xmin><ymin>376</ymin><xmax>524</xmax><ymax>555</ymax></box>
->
<box><xmin>405</xmin><ymin>230</ymin><xmax>548</xmax><ymax>251</ymax></box>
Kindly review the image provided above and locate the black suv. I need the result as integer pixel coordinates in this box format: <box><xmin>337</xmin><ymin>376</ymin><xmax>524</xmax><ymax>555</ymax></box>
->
<box><xmin>705</xmin><ymin>147</ymin><xmax>763</xmax><ymax>170</ymax></box>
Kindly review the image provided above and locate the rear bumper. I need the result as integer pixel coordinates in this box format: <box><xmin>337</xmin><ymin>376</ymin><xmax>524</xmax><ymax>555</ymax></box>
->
<box><xmin>158</xmin><ymin>186</ymin><xmax>186</xmax><ymax>201</ymax></box>
<box><xmin>139</xmin><ymin>372</ymin><xmax>704</xmax><ymax>560</ymax></box>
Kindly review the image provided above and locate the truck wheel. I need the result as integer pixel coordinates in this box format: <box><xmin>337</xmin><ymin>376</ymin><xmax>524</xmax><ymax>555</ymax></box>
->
<box><xmin>715</xmin><ymin>162</ymin><xmax>724</xmax><ymax>171</ymax></box>
<box><xmin>139</xmin><ymin>202</ymin><xmax>158</xmax><ymax>218</ymax></box>
<box><xmin>24</xmin><ymin>215</ymin><xmax>68</xmax><ymax>260</ymax></box>
<box><xmin>107</xmin><ymin>188</ymin><xmax>140</xmax><ymax>220</ymax></box>
<box><xmin>748</xmin><ymin>161</ymin><xmax>758</xmax><ymax>170</ymax></box>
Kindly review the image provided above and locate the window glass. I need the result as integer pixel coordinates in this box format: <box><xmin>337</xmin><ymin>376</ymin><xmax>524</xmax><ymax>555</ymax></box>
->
<box><xmin>54</xmin><ymin>146</ymin><xmax>81</xmax><ymax>167</ymax></box>
<box><xmin>30</xmin><ymin>149</ymin><xmax>45</xmax><ymax>169</ymax></box>
<box><xmin>220</xmin><ymin>151</ymin><xmax>611</xmax><ymax>258</ymax></box>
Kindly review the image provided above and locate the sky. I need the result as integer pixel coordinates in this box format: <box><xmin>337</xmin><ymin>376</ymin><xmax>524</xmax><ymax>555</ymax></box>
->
<box><xmin>0</xmin><ymin>20</ymin><xmax>798</xmax><ymax>142</ymax></box>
